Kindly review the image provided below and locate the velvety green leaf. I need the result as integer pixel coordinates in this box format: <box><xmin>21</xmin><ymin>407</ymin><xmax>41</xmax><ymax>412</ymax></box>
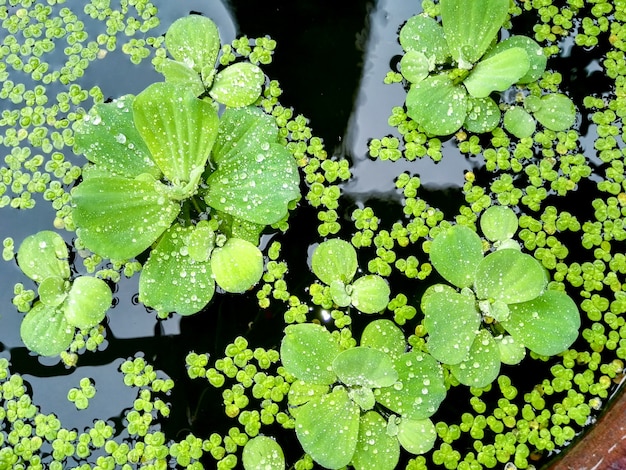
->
<box><xmin>399</xmin><ymin>15</ymin><xmax>449</xmax><ymax>64</ymax></box>
<box><xmin>38</xmin><ymin>276</ymin><xmax>68</xmax><ymax>307</ymax></box>
<box><xmin>332</xmin><ymin>347</ymin><xmax>398</xmax><ymax>388</ymax></box>
<box><xmin>484</xmin><ymin>35</ymin><xmax>547</xmax><ymax>84</ymax></box>
<box><xmin>375</xmin><ymin>352</ymin><xmax>446</xmax><ymax>420</ymax></box>
<box><xmin>63</xmin><ymin>276</ymin><xmax>112</xmax><ymax>329</ymax></box>
<box><xmin>406</xmin><ymin>75</ymin><xmax>468</xmax><ymax>135</ymax></box>
<box><xmin>352</xmin><ymin>411</ymin><xmax>400</xmax><ymax>470</ymax></box>
<box><xmin>449</xmin><ymin>329</ymin><xmax>501</xmax><ymax>387</ymax></box>
<box><xmin>74</xmin><ymin>95</ymin><xmax>159</xmax><ymax>178</ymax></box>
<box><xmin>474</xmin><ymin>249</ymin><xmax>547</xmax><ymax>303</ymax></box>
<box><xmin>72</xmin><ymin>175</ymin><xmax>180</xmax><ymax>260</ymax></box>
<box><xmin>422</xmin><ymin>284</ymin><xmax>481</xmax><ymax>365</ymax></box>
<box><xmin>330</xmin><ymin>280</ymin><xmax>352</xmax><ymax>307</ymax></box>
<box><xmin>524</xmin><ymin>95</ymin><xmax>543</xmax><ymax>113</ymax></box>
<box><xmin>158</xmin><ymin>59</ymin><xmax>205</xmax><ymax>96</ymax></box>
<box><xmin>480</xmin><ymin>205</ymin><xmax>518</xmax><ymax>242</ymax></box>
<box><xmin>350</xmin><ymin>275</ymin><xmax>391</xmax><ymax>314</ymax></box>
<box><xmin>495</xmin><ymin>335</ymin><xmax>526</xmax><ymax>365</ymax></box>
<box><xmin>400</xmin><ymin>50</ymin><xmax>430</xmax><ymax>84</ymax></box>
<box><xmin>287</xmin><ymin>380</ymin><xmax>330</xmax><ymax>407</ymax></box>
<box><xmin>280</xmin><ymin>323</ymin><xmax>341</xmax><ymax>385</ymax></box>
<box><xmin>311</xmin><ymin>239</ymin><xmax>358</xmax><ymax>285</ymax></box>
<box><xmin>502</xmin><ymin>290</ymin><xmax>580</xmax><ymax>356</ymax></box>
<box><xmin>464</xmin><ymin>47</ymin><xmax>530</xmax><ymax>98</ymax></box>
<box><xmin>165</xmin><ymin>15</ymin><xmax>220</xmax><ymax>72</ymax></box>
<box><xmin>504</xmin><ymin>106</ymin><xmax>536</xmax><ymax>138</ymax></box>
<box><xmin>242</xmin><ymin>436</ymin><xmax>285</xmax><ymax>470</ymax></box>
<box><xmin>20</xmin><ymin>302</ymin><xmax>74</xmax><ymax>356</ymax></box>
<box><xmin>349</xmin><ymin>386</ymin><xmax>376</xmax><ymax>411</ymax></box>
<box><xmin>397</xmin><ymin>418</ymin><xmax>437</xmax><ymax>455</ymax></box>
<box><xmin>441</xmin><ymin>0</ymin><xmax>509</xmax><ymax>67</ymax></box>
<box><xmin>429</xmin><ymin>224</ymin><xmax>483</xmax><ymax>288</ymax></box>
<box><xmin>209</xmin><ymin>62</ymin><xmax>265</xmax><ymax>107</ymax></box>
<box><xmin>211</xmin><ymin>238</ymin><xmax>263</xmax><ymax>293</ymax></box>
<box><xmin>139</xmin><ymin>224</ymin><xmax>215</xmax><ymax>316</ymax></box>
<box><xmin>133</xmin><ymin>82</ymin><xmax>219</xmax><ymax>185</ymax></box>
<box><xmin>464</xmin><ymin>96</ymin><xmax>501</xmax><ymax>134</ymax></box>
<box><xmin>186</xmin><ymin>220</ymin><xmax>215</xmax><ymax>263</ymax></box>
<box><xmin>533</xmin><ymin>93</ymin><xmax>577</xmax><ymax>131</ymax></box>
<box><xmin>17</xmin><ymin>231</ymin><xmax>70</xmax><ymax>283</ymax></box>
<box><xmin>360</xmin><ymin>319</ymin><xmax>406</xmax><ymax>360</ymax></box>
<box><xmin>295</xmin><ymin>387</ymin><xmax>360</xmax><ymax>469</ymax></box>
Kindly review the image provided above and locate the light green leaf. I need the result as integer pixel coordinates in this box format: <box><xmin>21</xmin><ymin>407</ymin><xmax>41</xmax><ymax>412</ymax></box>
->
<box><xmin>17</xmin><ymin>231</ymin><xmax>70</xmax><ymax>283</ymax></box>
<box><xmin>474</xmin><ymin>249</ymin><xmax>547</xmax><ymax>303</ymax></box>
<box><xmin>360</xmin><ymin>319</ymin><xmax>406</xmax><ymax>360</ymax></box>
<box><xmin>484</xmin><ymin>35</ymin><xmax>547</xmax><ymax>84</ymax></box>
<box><xmin>352</xmin><ymin>411</ymin><xmax>400</xmax><ymax>470</ymax></box>
<box><xmin>399</xmin><ymin>15</ymin><xmax>449</xmax><ymax>64</ymax></box>
<box><xmin>441</xmin><ymin>0</ymin><xmax>509</xmax><ymax>67</ymax></box>
<box><xmin>165</xmin><ymin>15</ymin><xmax>220</xmax><ymax>72</ymax></box>
<box><xmin>504</xmin><ymin>106</ymin><xmax>536</xmax><ymax>138</ymax></box>
<box><xmin>158</xmin><ymin>59</ymin><xmax>205</xmax><ymax>96</ymax></box>
<box><xmin>502</xmin><ymin>290</ymin><xmax>580</xmax><ymax>356</ymax></box>
<box><xmin>350</xmin><ymin>275</ymin><xmax>391</xmax><ymax>314</ymax></box>
<box><xmin>449</xmin><ymin>329</ymin><xmax>501</xmax><ymax>387</ymax></box>
<box><xmin>287</xmin><ymin>380</ymin><xmax>330</xmax><ymax>407</ymax></box>
<box><xmin>139</xmin><ymin>224</ymin><xmax>215</xmax><ymax>316</ymax></box>
<box><xmin>211</xmin><ymin>211</ymin><xmax>266</xmax><ymax>246</ymax></box>
<box><xmin>406</xmin><ymin>75</ymin><xmax>468</xmax><ymax>136</ymax></box>
<box><xmin>63</xmin><ymin>276</ymin><xmax>112</xmax><ymax>329</ymax></box>
<box><xmin>464</xmin><ymin>96</ymin><xmax>501</xmax><ymax>134</ymax></box>
<box><xmin>495</xmin><ymin>335</ymin><xmax>526</xmax><ymax>365</ymax></box>
<box><xmin>186</xmin><ymin>220</ymin><xmax>216</xmax><ymax>263</ymax></box>
<box><xmin>133</xmin><ymin>82</ymin><xmax>219</xmax><ymax>184</ymax></box>
<box><xmin>480</xmin><ymin>205</ymin><xmax>518</xmax><ymax>242</ymax></box>
<box><xmin>242</xmin><ymin>436</ymin><xmax>285</xmax><ymax>470</ymax></box>
<box><xmin>295</xmin><ymin>387</ymin><xmax>360</xmax><ymax>469</ymax></box>
<box><xmin>400</xmin><ymin>50</ymin><xmax>430</xmax><ymax>84</ymax></box>
<box><xmin>20</xmin><ymin>302</ymin><xmax>74</xmax><ymax>356</ymax></box>
<box><xmin>429</xmin><ymin>224</ymin><xmax>483</xmax><ymax>288</ymax></box>
<box><xmin>209</xmin><ymin>62</ymin><xmax>266</xmax><ymax>107</ymax></box>
<box><xmin>280</xmin><ymin>323</ymin><xmax>341</xmax><ymax>385</ymax></box>
<box><xmin>349</xmin><ymin>386</ymin><xmax>376</xmax><ymax>411</ymax></box>
<box><xmin>72</xmin><ymin>174</ymin><xmax>180</xmax><ymax>260</ymax></box>
<box><xmin>533</xmin><ymin>93</ymin><xmax>577</xmax><ymax>131</ymax></box>
<box><xmin>211</xmin><ymin>238</ymin><xmax>263</xmax><ymax>293</ymax></box>
<box><xmin>397</xmin><ymin>418</ymin><xmax>437</xmax><ymax>455</ymax></box>
<box><xmin>311</xmin><ymin>239</ymin><xmax>358</xmax><ymax>285</ymax></box>
<box><xmin>332</xmin><ymin>347</ymin><xmax>398</xmax><ymax>388</ymax></box>
<box><xmin>422</xmin><ymin>284</ymin><xmax>481</xmax><ymax>365</ymax></box>
<box><xmin>464</xmin><ymin>47</ymin><xmax>530</xmax><ymax>98</ymax></box>
<box><xmin>330</xmin><ymin>280</ymin><xmax>352</xmax><ymax>307</ymax></box>
<box><xmin>38</xmin><ymin>276</ymin><xmax>68</xmax><ymax>307</ymax></box>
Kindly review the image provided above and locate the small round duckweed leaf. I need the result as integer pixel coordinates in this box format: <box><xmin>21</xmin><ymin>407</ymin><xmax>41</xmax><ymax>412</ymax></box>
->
<box><xmin>17</xmin><ymin>231</ymin><xmax>70</xmax><ymax>283</ymax></box>
<box><xmin>38</xmin><ymin>276</ymin><xmax>68</xmax><ymax>307</ymax></box>
<box><xmin>360</xmin><ymin>319</ymin><xmax>406</xmax><ymax>360</ymax></box>
<box><xmin>350</xmin><ymin>275</ymin><xmax>391</xmax><ymax>314</ymax></box>
<box><xmin>495</xmin><ymin>335</ymin><xmax>526</xmax><ymax>365</ymax></box>
<box><xmin>158</xmin><ymin>59</ymin><xmax>205</xmax><ymax>96</ymax></box>
<box><xmin>422</xmin><ymin>284</ymin><xmax>481</xmax><ymax>365</ymax></box>
<box><xmin>352</xmin><ymin>411</ymin><xmax>400</xmax><ymax>470</ymax></box>
<box><xmin>332</xmin><ymin>347</ymin><xmax>398</xmax><ymax>388</ymax></box>
<box><xmin>397</xmin><ymin>418</ymin><xmax>437</xmax><ymax>455</ymax></box>
<box><xmin>63</xmin><ymin>276</ymin><xmax>112</xmax><ymax>329</ymax></box>
<box><xmin>211</xmin><ymin>238</ymin><xmax>263</xmax><ymax>293</ymax></box>
<box><xmin>484</xmin><ymin>35</ymin><xmax>547</xmax><ymax>84</ymax></box>
<box><xmin>295</xmin><ymin>387</ymin><xmax>360</xmax><ymax>469</ymax></box>
<box><xmin>464</xmin><ymin>96</ymin><xmax>500</xmax><ymax>134</ymax></box>
<box><xmin>281</xmin><ymin>323</ymin><xmax>341</xmax><ymax>385</ymax></box>
<box><xmin>242</xmin><ymin>436</ymin><xmax>285</xmax><ymax>470</ymax></box>
<box><xmin>463</xmin><ymin>47</ymin><xmax>530</xmax><ymax>98</ymax></box>
<box><xmin>502</xmin><ymin>290</ymin><xmax>580</xmax><ymax>356</ymax></box>
<box><xmin>330</xmin><ymin>280</ymin><xmax>351</xmax><ymax>307</ymax></box>
<box><xmin>504</xmin><ymin>106</ymin><xmax>536</xmax><ymax>138</ymax></box>
<box><xmin>375</xmin><ymin>352</ymin><xmax>446</xmax><ymax>420</ymax></box>
<box><xmin>474</xmin><ymin>249</ymin><xmax>547</xmax><ymax>304</ymax></box>
<box><xmin>533</xmin><ymin>93</ymin><xmax>577</xmax><ymax>131</ymax></box>
<box><xmin>429</xmin><ymin>224</ymin><xmax>483</xmax><ymax>288</ymax></box>
<box><xmin>480</xmin><ymin>205</ymin><xmax>518</xmax><ymax>242</ymax></box>
<box><xmin>450</xmin><ymin>329</ymin><xmax>501</xmax><ymax>387</ymax></box>
<box><xmin>165</xmin><ymin>15</ymin><xmax>220</xmax><ymax>71</ymax></box>
<box><xmin>209</xmin><ymin>62</ymin><xmax>265</xmax><ymax>107</ymax></box>
<box><xmin>21</xmin><ymin>302</ymin><xmax>74</xmax><ymax>356</ymax></box>
<box><xmin>288</xmin><ymin>380</ymin><xmax>330</xmax><ymax>408</ymax></box>
<box><xmin>311</xmin><ymin>239</ymin><xmax>358</xmax><ymax>285</ymax></box>
<box><xmin>399</xmin><ymin>15</ymin><xmax>449</xmax><ymax>64</ymax></box>
<box><xmin>400</xmin><ymin>50</ymin><xmax>430</xmax><ymax>83</ymax></box>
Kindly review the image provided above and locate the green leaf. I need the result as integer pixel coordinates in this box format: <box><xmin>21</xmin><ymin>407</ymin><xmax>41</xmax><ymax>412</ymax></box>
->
<box><xmin>133</xmin><ymin>82</ymin><xmax>219</xmax><ymax>185</ymax></box>
<box><xmin>74</xmin><ymin>95</ymin><xmax>160</xmax><ymax>178</ymax></box>
<box><xmin>399</xmin><ymin>15</ymin><xmax>449</xmax><ymax>64</ymax></box>
<box><xmin>350</xmin><ymin>275</ymin><xmax>391</xmax><ymax>314</ymax></box>
<box><xmin>209</xmin><ymin>62</ymin><xmax>266</xmax><ymax>107</ymax></box>
<box><xmin>287</xmin><ymin>380</ymin><xmax>330</xmax><ymax>407</ymax></box>
<box><xmin>503</xmin><ymin>106</ymin><xmax>536</xmax><ymax>138</ymax></box>
<box><xmin>484</xmin><ymin>35</ymin><xmax>547</xmax><ymax>84</ymax></box>
<box><xmin>158</xmin><ymin>59</ymin><xmax>205</xmax><ymax>96</ymax></box>
<box><xmin>139</xmin><ymin>224</ymin><xmax>215</xmax><ymax>316</ymax></box>
<box><xmin>502</xmin><ymin>290</ymin><xmax>580</xmax><ymax>356</ymax></box>
<box><xmin>349</xmin><ymin>386</ymin><xmax>376</xmax><ymax>411</ymax></box>
<box><xmin>311</xmin><ymin>239</ymin><xmax>358</xmax><ymax>285</ymax></box>
<box><xmin>480</xmin><ymin>206</ymin><xmax>518</xmax><ymax>242</ymax></box>
<box><xmin>165</xmin><ymin>15</ymin><xmax>220</xmax><ymax>72</ymax></box>
<box><xmin>495</xmin><ymin>335</ymin><xmax>526</xmax><ymax>365</ymax></box>
<box><xmin>464</xmin><ymin>96</ymin><xmax>501</xmax><ymax>134</ymax></box>
<box><xmin>242</xmin><ymin>436</ymin><xmax>285</xmax><ymax>470</ymax></box>
<box><xmin>400</xmin><ymin>50</ymin><xmax>430</xmax><ymax>84</ymax></box>
<box><xmin>72</xmin><ymin>175</ymin><xmax>180</xmax><ymax>260</ymax></box>
<box><xmin>352</xmin><ymin>411</ymin><xmax>400</xmax><ymax>470</ymax></box>
<box><xmin>464</xmin><ymin>47</ymin><xmax>530</xmax><ymax>98</ymax></box>
<box><xmin>360</xmin><ymin>319</ymin><xmax>406</xmax><ymax>360</ymax></box>
<box><xmin>330</xmin><ymin>280</ymin><xmax>352</xmax><ymax>307</ymax></box>
<box><xmin>211</xmin><ymin>238</ymin><xmax>263</xmax><ymax>293</ymax></box>
<box><xmin>295</xmin><ymin>387</ymin><xmax>360</xmax><ymax>469</ymax></box>
<box><xmin>449</xmin><ymin>329</ymin><xmax>501</xmax><ymax>387</ymax></box>
<box><xmin>211</xmin><ymin>211</ymin><xmax>266</xmax><ymax>246</ymax></box>
<box><xmin>20</xmin><ymin>302</ymin><xmax>74</xmax><ymax>356</ymax></box>
<box><xmin>280</xmin><ymin>323</ymin><xmax>341</xmax><ymax>385</ymax></box>
<box><xmin>406</xmin><ymin>75</ymin><xmax>468</xmax><ymax>136</ymax></box>
<box><xmin>429</xmin><ymin>224</ymin><xmax>483</xmax><ymax>288</ymax></box>
<box><xmin>375</xmin><ymin>352</ymin><xmax>446</xmax><ymax>420</ymax></box>
<box><xmin>38</xmin><ymin>276</ymin><xmax>68</xmax><ymax>307</ymax></box>
<box><xmin>63</xmin><ymin>276</ymin><xmax>112</xmax><ymax>329</ymax></box>
<box><xmin>441</xmin><ymin>0</ymin><xmax>509</xmax><ymax>67</ymax></box>
<box><xmin>186</xmin><ymin>220</ymin><xmax>215</xmax><ymax>263</ymax></box>
<box><xmin>332</xmin><ymin>347</ymin><xmax>398</xmax><ymax>388</ymax></box>
<box><xmin>474</xmin><ymin>249</ymin><xmax>547</xmax><ymax>303</ymax></box>
<box><xmin>397</xmin><ymin>418</ymin><xmax>437</xmax><ymax>455</ymax></box>
<box><xmin>17</xmin><ymin>231</ymin><xmax>70</xmax><ymax>283</ymax></box>
<box><xmin>532</xmin><ymin>93</ymin><xmax>577</xmax><ymax>131</ymax></box>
